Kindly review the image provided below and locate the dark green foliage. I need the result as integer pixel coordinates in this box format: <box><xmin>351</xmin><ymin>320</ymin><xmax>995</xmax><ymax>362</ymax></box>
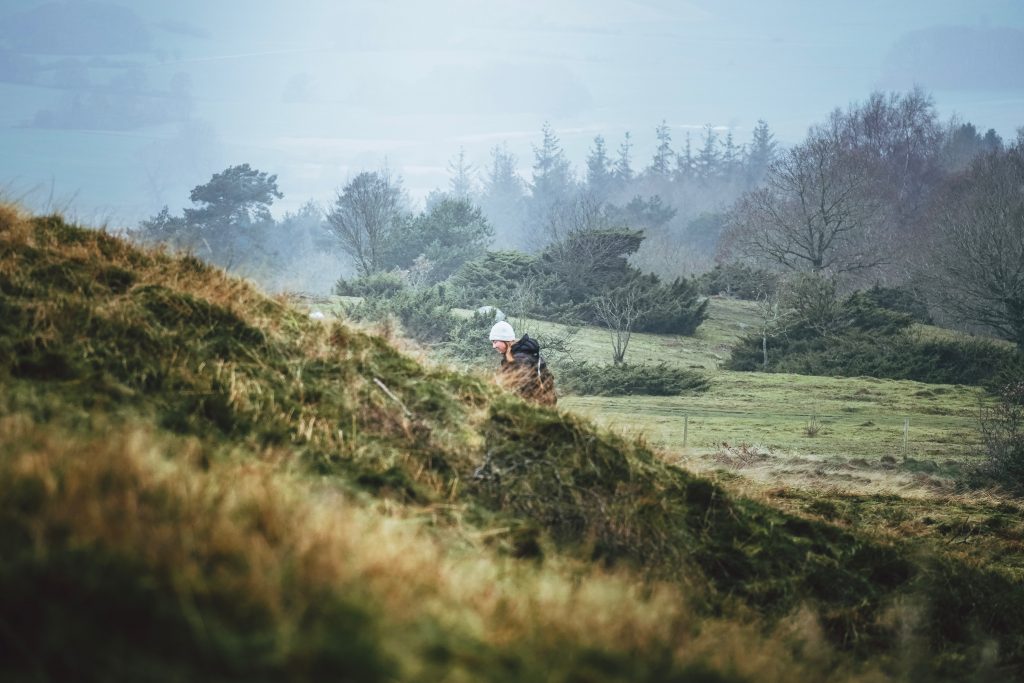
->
<box><xmin>134</xmin><ymin>164</ymin><xmax>283</xmax><ymax>271</ymax></box>
<box><xmin>545</xmin><ymin>228</ymin><xmax>643</xmax><ymax>298</ymax></box>
<box><xmin>448</xmin><ymin>250</ymin><xmax>541</xmax><ymax>308</ymax></box>
<box><xmin>335</xmin><ymin>270</ymin><xmax>406</xmax><ymax>298</ymax></box>
<box><xmin>604</xmin><ymin>195</ymin><xmax>676</xmax><ymax>232</ymax></box>
<box><xmin>451</xmin><ymin>231</ymin><xmax>708</xmax><ymax>337</ymax></box>
<box><xmin>684</xmin><ymin>212</ymin><xmax>728</xmax><ymax>254</ymax></box>
<box><xmin>697</xmin><ymin>262</ymin><xmax>778</xmax><ymax>300</ymax></box>
<box><xmin>344</xmin><ymin>285</ymin><xmax>494</xmax><ymax>364</ymax></box>
<box><xmin>862</xmin><ymin>283</ymin><xmax>933</xmax><ymax>324</ymax></box>
<box><xmin>384</xmin><ymin>197</ymin><xmax>494</xmax><ymax>283</ymax></box>
<box><xmin>632</xmin><ymin>275</ymin><xmax>709</xmax><ymax>335</ymax></box>
<box><xmin>728</xmin><ymin>285</ymin><xmax>1023</xmax><ymax>385</ymax></box>
<box><xmin>558</xmin><ymin>362</ymin><xmax>709</xmax><ymax>396</ymax></box>
<box><xmin>729</xmin><ymin>326</ymin><xmax>1023</xmax><ymax>385</ymax></box>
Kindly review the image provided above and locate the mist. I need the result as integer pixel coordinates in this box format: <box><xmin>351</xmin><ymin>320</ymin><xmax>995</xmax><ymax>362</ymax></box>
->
<box><xmin>2</xmin><ymin>0</ymin><xmax>1023</xmax><ymax>292</ymax></box>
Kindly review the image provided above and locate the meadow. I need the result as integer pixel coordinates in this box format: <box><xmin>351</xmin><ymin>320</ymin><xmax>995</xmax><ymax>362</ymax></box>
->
<box><xmin>453</xmin><ymin>298</ymin><xmax>987</xmax><ymax>486</ymax></box>
<box><xmin>3</xmin><ymin>207</ymin><xmax>1023</xmax><ymax>682</ymax></box>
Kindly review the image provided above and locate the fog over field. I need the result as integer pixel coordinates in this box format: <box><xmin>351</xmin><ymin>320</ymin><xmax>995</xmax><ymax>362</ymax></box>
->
<box><xmin>1</xmin><ymin>0</ymin><xmax>1022</xmax><ymax>224</ymax></box>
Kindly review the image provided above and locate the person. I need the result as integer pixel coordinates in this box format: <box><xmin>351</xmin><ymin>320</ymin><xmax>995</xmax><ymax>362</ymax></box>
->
<box><xmin>489</xmin><ymin>321</ymin><xmax>557</xmax><ymax>406</ymax></box>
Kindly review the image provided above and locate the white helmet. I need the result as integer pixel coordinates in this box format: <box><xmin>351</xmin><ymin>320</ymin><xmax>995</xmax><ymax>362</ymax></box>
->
<box><xmin>489</xmin><ymin>320</ymin><xmax>516</xmax><ymax>342</ymax></box>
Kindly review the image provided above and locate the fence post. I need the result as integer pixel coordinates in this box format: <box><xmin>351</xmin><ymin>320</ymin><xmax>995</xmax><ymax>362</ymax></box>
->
<box><xmin>683</xmin><ymin>413</ymin><xmax>689</xmax><ymax>449</ymax></box>
<box><xmin>903</xmin><ymin>418</ymin><xmax>909</xmax><ymax>458</ymax></box>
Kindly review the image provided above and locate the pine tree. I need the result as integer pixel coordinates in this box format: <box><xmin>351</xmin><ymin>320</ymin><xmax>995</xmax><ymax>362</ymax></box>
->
<box><xmin>649</xmin><ymin>120</ymin><xmax>674</xmax><ymax>179</ymax></box>
<box><xmin>613</xmin><ymin>131</ymin><xmax>634</xmax><ymax>184</ymax></box>
<box><xmin>745</xmin><ymin>119</ymin><xmax>777</xmax><ymax>186</ymax></box>
<box><xmin>448</xmin><ymin>147</ymin><xmax>475</xmax><ymax>200</ymax></box>
<box><xmin>720</xmin><ymin>129</ymin><xmax>740</xmax><ymax>182</ymax></box>
<box><xmin>696</xmin><ymin>124</ymin><xmax>719</xmax><ymax>181</ymax></box>
<box><xmin>586</xmin><ymin>134</ymin><xmax>614</xmax><ymax>200</ymax></box>
<box><xmin>480</xmin><ymin>144</ymin><xmax>527</xmax><ymax>250</ymax></box>
<box><xmin>675</xmin><ymin>132</ymin><xmax>694</xmax><ymax>183</ymax></box>
<box><xmin>530</xmin><ymin>122</ymin><xmax>574</xmax><ymax>230</ymax></box>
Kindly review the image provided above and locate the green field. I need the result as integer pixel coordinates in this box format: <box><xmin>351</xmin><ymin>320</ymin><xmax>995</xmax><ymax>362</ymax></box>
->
<box><xmin>458</xmin><ymin>297</ymin><xmax>991</xmax><ymax>492</ymax></box>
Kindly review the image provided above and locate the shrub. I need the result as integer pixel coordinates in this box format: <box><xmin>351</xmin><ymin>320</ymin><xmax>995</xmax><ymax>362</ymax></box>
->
<box><xmin>697</xmin><ymin>262</ymin><xmax>778</xmax><ymax>300</ymax></box>
<box><xmin>344</xmin><ymin>285</ymin><xmax>494</xmax><ymax>364</ymax></box>
<box><xmin>633</xmin><ymin>276</ymin><xmax>709</xmax><ymax>335</ymax></box>
<box><xmin>728</xmin><ymin>327</ymin><xmax>1023</xmax><ymax>386</ymax></box>
<box><xmin>976</xmin><ymin>380</ymin><xmax>1024</xmax><ymax>493</ymax></box>
<box><xmin>451</xmin><ymin>247</ymin><xmax>709</xmax><ymax>337</ymax></box>
<box><xmin>557</xmin><ymin>361</ymin><xmax>709</xmax><ymax>396</ymax></box>
<box><xmin>345</xmin><ymin>285</ymin><xmax>454</xmax><ymax>344</ymax></box>
<box><xmin>447</xmin><ymin>251</ymin><xmax>541</xmax><ymax>309</ymax></box>
<box><xmin>727</xmin><ymin>285</ymin><xmax>1021</xmax><ymax>385</ymax></box>
<box><xmin>862</xmin><ymin>284</ymin><xmax>932</xmax><ymax>324</ymax></box>
<box><xmin>335</xmin><ymin>271</ymin><xmax>406</xmax><ymax>298</ymax></box>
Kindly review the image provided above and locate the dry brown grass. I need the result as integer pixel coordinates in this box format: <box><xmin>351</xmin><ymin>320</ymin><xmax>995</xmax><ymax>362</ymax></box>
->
<box><xmin>0</xmin><ymin>412</ymin><xmax>889</xmax><ymax>682</ymax></box>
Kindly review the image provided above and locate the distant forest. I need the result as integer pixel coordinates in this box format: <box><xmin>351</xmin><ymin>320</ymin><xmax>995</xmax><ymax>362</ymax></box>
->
<box><xmin>133</xmin><ymin>88</ymin><xmax>1023</xmax><ymax>355</ymax></box>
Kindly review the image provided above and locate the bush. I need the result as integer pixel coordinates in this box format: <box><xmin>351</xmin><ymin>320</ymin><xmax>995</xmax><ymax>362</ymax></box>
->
<box><xmin>726</xmin><ymin>285</ymin><xmax>1021</xmax><ymax>385</ymax></box>
<box><xmin>447</xmin><ymin>251</ymin><xmax>541</xmax><ymax>309</ymax></box>
<box><xmin>558</xmin><ymin>362</ymin><xmax>709</xmax><ymax>396</ymax></box>
<box><xmin>335</xmin><ymin>271</ymin><xmax>406</xmax><ymax>298</ymax></box>
<box><xmin>451</xmin><ymin>245</ymin><xmax>709</xmax><ymax>337</ymax></box>
<box><xmin>344</xmin><ymin>285</ymin><xmax>494</xmax><ymax>364</ymax></box>
<box><xmin>633</xmin><ymin>276</ymin><xmax>709</xmax><ymax>335</ymax></box>
<box><xmin>862</xmin><ymin>284</ymin><xmax>932</xmax><ymax>324</ymax></box>
<box><xmin>697</xmin><ymin>262</ymin><xmax>778</xmax><ymax>300</ymax></box>
<box><xmin>728</xmin><ymin>327</ymin><xmax>1024</xmax><ymax>386</ymax></box>
<box><xmin>975</xmin><ymin>381</ymin><xmax>1024</xmax><ymax>494</ymax></box>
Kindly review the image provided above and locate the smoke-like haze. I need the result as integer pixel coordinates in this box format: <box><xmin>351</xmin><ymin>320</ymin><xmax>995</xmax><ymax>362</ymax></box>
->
<box><xmin>1</xmin><ymin>0</ymin><xmax>1021</xmax><ymax>226</ymax></box>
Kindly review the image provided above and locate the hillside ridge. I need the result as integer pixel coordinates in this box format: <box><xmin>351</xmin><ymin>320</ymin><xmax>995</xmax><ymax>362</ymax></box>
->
<box><xmin>1</xmin><ymin>206</ymin><xmax>1022</xmax><ymax>682</ymax></box>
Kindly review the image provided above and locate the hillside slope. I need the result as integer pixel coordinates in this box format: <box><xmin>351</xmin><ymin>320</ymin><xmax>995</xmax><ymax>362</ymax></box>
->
<box><xmin>1</xmin><ymin>206</ymin><xmax>1022</xmax><ymax>682</ymax></box>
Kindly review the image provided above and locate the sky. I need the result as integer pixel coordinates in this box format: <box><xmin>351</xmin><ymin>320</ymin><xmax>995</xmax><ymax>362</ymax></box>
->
<box><xmin>1</xmin><ymin>0</ymin><xmax>1023</xmax><ymax>225</ymax></box>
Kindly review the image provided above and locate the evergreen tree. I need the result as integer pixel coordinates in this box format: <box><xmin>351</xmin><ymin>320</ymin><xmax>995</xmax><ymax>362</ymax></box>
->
<box><xmin>480</xmin><ymin>144</ymin><xmax>527</xmax><ymax>250</ymax></box>
<box><xmin>696</xmin><ymin>124</ymin><xmax>719</xmax><ymax>181</ymax></box>
<box><xmin>529</xmin><ymin>121</ymin><xmax>575</xmax><ymax>237</ymax></box>
<box><xmin>649</xmin><ymin>120</ymin><xmax>674</xmax><ymax>179</ymax></box>
<box><xmin>982</xmin><ymin>128</ymin><xmax>1004</xmax><ymax>153</ymax></box>
<box><xmin>448</xmin><ymin>147</ymin><xmax>476</xmax><ymax>200</ymax></box>
<box><xmin>613</xmin><ymin>131</ymin><xmax>634</xmax><ymax>184</ymax></box>
<box><xmin>745</xmin><ymin>119</ymin><xmax>777</xmax><ymax>186</ymax></box>
<box><xmin>720</xmin><ymin>129</ymin><xmax>740</xmax><ymax>181</ymax></box>
<box><xmin>385</xmin><ymin>197</ymin><xmax>493</xmax><ymax>283</ymax></box>
<box><xmin>586</xmin><ymin>134</ymin><xmax>614</xmax><ymax>201</ymax></box>
<box><xmin>675</xmin><ymin>132</ymin><xmax>694</xmax><ymax>182</ymax></box>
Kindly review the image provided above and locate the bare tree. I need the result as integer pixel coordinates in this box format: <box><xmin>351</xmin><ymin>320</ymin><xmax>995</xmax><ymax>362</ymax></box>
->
<box><xmin>929</xmin><ymin>144</ymin><xmax>1024</xmax><ymax>349</ymax></box>
<box><xmin>326</xmin><ymin>170</ymin><xmax>404</xmax><ymax>277</ymax></box>
<box><xmin>754</xmin><ymin>286</ymin><xmax>792</xmax><ymax>370</ymax></box>
<box><xmin>591</xmin><ymin>280</ymin><xmax>654</xmax><ymax>364</ymax></box>
<box><xmin>724</xmin><ymin>125</ymin><xmax>887</xmax><ymax>278</ymax></box>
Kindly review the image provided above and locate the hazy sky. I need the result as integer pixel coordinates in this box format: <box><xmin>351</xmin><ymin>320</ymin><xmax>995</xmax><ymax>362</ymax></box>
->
<box><xmin>1</xmin><ymin>0</ymin><xmax>1023</xmax><ymax>224</ymax></box>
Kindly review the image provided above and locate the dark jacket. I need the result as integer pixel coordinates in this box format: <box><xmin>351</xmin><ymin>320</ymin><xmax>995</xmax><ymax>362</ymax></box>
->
<box><xmin>499</xmin><ymin>334</ymin><xmax>557</xmax><ymax>406</ymax></box>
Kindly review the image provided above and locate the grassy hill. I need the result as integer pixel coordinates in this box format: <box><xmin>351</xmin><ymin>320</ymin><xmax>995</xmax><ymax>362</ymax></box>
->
<box><xmin>2</xmin><ymin>205</ymin><xmax>1024</xmax><ymax>682</ymax></box>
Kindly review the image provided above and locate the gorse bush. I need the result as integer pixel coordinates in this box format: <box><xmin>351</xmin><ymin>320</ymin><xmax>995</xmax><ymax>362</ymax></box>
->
<box><xmin>558</xmin><ymin>361</ymin><xmax>709</xmax><ymax>396</ymax></box>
